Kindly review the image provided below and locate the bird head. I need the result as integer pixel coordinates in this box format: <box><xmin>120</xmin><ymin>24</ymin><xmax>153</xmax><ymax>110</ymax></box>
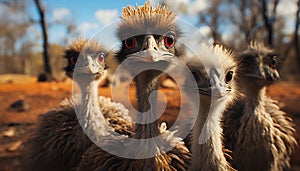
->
<box><xmin>71</xmin><ymin>40</ymin><xmax>107</xmax><ymax>81</ymax></box>
<box><xmin>182</xmin><ymin>44</ymin><xmax>237</xmax><ymax>144</ymax></box>
<box><xmin>236</xmin><ymin>42</ymin><xmax>280</xmax><ymax>90</ymax></box>
<box><xmin>75</xmin><ymin>52</ymin><xmax>105</xmax><ymax>73</ymax></box>
<box><xmin>184</xmin><ymin>44</ymin><xmax>237</xmax><ymax>101</ymax></box>
<box><xmin>64</xmin><ymin>38</ymin><xmax>107</xmax><ymax>79</ymax></box>
<box><xmin>114</xmin><ymin>2</ymin><xmax>182</xmax><ymax>73</ymax></box>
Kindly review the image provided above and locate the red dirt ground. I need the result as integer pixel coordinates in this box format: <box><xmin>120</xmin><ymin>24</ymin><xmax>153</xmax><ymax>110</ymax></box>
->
<box><xmin>0</xmin><ymin>75</ymin><xmax>299</xmax><ymax>171</ymax></box>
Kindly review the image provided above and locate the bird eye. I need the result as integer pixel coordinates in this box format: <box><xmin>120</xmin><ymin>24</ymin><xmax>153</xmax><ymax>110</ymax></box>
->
<box><xmin>125</xmin><ymin>37</ymin><xmax>136</xmax><ymax>49</ymax></box>
<box><xmin>97</xmin><ymin>52</ymin><xmax>105</xmax><ymax>63</ymax></box>
<box><xmin>70</xmin><ymin>56</ymin><xmax>77</xmax><ymax>64</ymax></box>
<box><xmin>269</xmin><ymin>56</ymin><xmax>277</xmax><ymax>68</ymax></box>
<box><xmin>225</xmin><ymin>71</ymin><xmax>233</xmax><ymax>83</ymax></box>
<box><xmin>164</xmin><ymin>32</ymin><xmax>175</xmax><ymax>48</ymax></box>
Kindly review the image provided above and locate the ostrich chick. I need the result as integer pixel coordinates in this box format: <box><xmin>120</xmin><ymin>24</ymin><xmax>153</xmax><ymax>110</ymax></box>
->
<box><xmin>77</xmin><ymin>3</ymin><xmax>191</xmax><ymax>171</ymax></box>
<box><xmin>222</xmin><ymin>42</ymin><xmax>297</xmax><ymax>171</ymax></box>
<box><xmin>183</xmin><ymin>44</ymin><xmax>237</xmax><ymax>171</ymax></box>
<box><xmin>23</xmin><ymin>39</ymin><xmax>133</xmax><ymax>171</ymax></box>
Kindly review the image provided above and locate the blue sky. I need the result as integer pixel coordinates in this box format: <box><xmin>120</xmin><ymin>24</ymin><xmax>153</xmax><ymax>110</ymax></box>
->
<box><xmin>24</xmin><ymin>0</ymin><xmax>297</xmax><ymax>49</ymax></box>
<box><xmin>28</xmin><ymin>1</ymin><xmax>173</xmax><ymax>45</ymax></box>
<box><xmin>27</xmin><ymin>0</ymin><xmax>201</xmax><ymax>47</ymax></box>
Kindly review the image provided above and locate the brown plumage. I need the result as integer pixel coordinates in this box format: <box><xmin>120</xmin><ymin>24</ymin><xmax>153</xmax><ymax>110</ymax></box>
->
<box><xmin>77</xmin><ymin>3</ymin><xmax>191</xmax><ymax>170</ymax></box>
<box><xmin>22</xmin><ymin>39</ymin><xmax>133</xmax><ymax>171</ymax></box>
<box><xmin>183</xmin><ymin>45</ymin><xmax>237</xmax><ymax>171</ymax></box>
<box><xmin>78</xmin><ymin>123</ymin><xmax>190</xmax><ymax>171</ymax></box>
<box><xmin>222</xmin><ymin>42</ymin><xmax>297</xmax><ymax>171</ymax></box>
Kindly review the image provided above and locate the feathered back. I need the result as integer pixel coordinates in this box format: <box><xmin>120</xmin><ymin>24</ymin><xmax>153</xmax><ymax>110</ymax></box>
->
<box><xmin>117</xmin><ymin>2</ymin><xmax>179</xmax><ymax>40</ymax></box>
<box><xmin>64</xmin><ymin>38</ymin><xmax>106</xmax><ymax>78</ymax></box>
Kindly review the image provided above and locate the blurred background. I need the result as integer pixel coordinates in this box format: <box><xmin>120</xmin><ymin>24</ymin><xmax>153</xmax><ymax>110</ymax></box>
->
<box><xmin>0</xmin><ymin>0</ymin><xmax>299</xmax><ymax>81</ymax></box>
<box><xmin>0</xmin><ymin>0</ymin><xmax>299</xmax><ymax>170</ymax></box>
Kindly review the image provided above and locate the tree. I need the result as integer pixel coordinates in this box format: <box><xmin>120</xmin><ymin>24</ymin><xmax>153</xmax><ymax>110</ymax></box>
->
<box><xmin>295</xmin><ymin>0</ymin><xmax>300</xmax><ymax>65</ymax></box>
<box><xmin>227</xmin><ymin>0</ymin><xmax>263</xmax><ymax>45</ymax></box>
<box><xmin>34</xmin><ymin>0</ymin><xmax>52</xmax><ymax>74</ymax></box>
<box><xmin>262</xmin><ymin>0</ymin><xmax>279</xmax><ymax>47</ymax></box>
<box><xmin>0</xmin><ymin>0</ymin><xmax>31</xmax><ymax>57</ymax></box>
<box><xmin>198</xmin><ymin>0</ymin><xmax>223</xmax><ymax>42</ymax></box>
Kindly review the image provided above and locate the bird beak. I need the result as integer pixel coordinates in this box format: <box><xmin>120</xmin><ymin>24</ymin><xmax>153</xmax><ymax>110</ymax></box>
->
<box><xmin>210</xmin><ymin>74</ymin><xmax>229</xmax><ymax>98</ymax></box>
<box><xmin>127</xmin><ymin>50</ymin><xmax>174</xmax><ymax>62</ymax></box>
<box><xmin>74</xmin><ymin>55</ymin><xmax>102</xmax><ymax>75</ymax></box>
<box><xmin>74</xmin><ymin>67</ymin><xmax>91</xmax><ymax>74</ymax></box>
<box><xmin>127</xmin><ymin>35</ymin><xmax>174</xmax><ymax>62</ymax></box>
<box><xmin>195</xmin><ymin>72</ymin><xmax>229</xmax><ymax>97</ymax></box>
<box><xmin>209</xmin><ymin>69</ymin><xmax>230</xmax><ymax>98</ymax></box>
<box><xmin>264</xmin><ymin>65</ymin><xmax>280</xmax><ymax>82</ymax></box>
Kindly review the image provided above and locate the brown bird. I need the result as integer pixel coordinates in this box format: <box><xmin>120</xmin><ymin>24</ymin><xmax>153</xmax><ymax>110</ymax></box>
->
<box><xmin>22</xmin><ymin>39</ymin><xmax>133</xmax><ymax>171</ymax></box>
<box><xmin>182</xmin><ymin>44</ymin><xmax>237</xmax><ymax>171</ymax></box>
<box><xmin>222</xmin><ymin>42</ymin><xmax>297</xmax><ymax>171</ymax></box>
<box><xmin>77</xmin><ymin>3</ymin><xmax>191</xmax><ymax>171</ymax></box>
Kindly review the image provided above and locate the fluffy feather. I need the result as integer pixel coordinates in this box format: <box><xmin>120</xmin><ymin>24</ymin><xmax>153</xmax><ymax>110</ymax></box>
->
<box><xmin>22</xmin><ymin>96</ymin><xmax>132</xmax><ymax>171</ymax></box>
<box><xmin>78</xmin><ymin>3</ymin><xmax>191</xmax><ymax>170</ymax></box>
<box><xmin>183</xmin><ymin>44</ymin><xmax>237</xmax><ymax>171</ymax></box>
<box><xmin>117</xmin><ymin>2</ymin><xmax>179</xmax><ymax>40</ymax></box>
<box><xmin>222</xmin><ymin>42</ymin><xmax>297</xmax><ymax>171</ymax></box>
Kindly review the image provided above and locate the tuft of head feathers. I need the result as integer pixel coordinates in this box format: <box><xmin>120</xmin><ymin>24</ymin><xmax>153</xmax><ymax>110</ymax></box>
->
<box><xmin>122</xmin><ymin>2</ymin><xmax>173</xmax><ymax>17</ymax></box>
<box><xmin>200</xmin><ymin>44</ymin><xmax>237</xmax><ymax>98</ymax></box>
<box><xmin>185</xmin><ymin>44</ymin><xmax>236</xmax><ymax>75</ymax></box>
<box><xmin>249</xmin><ymin>41</ymin><xmax>273</xmax><ymax>55</ymax></box>
<box><xmin>117</xmin><ymin>2</ymin><xmax>178</xmax><ymax>40</ymax></box>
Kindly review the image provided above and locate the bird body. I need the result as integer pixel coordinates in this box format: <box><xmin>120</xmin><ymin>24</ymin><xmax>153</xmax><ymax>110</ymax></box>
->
<box><xmin>23</xmin><ymin>39</ymin><xmax>133</xmax><ymax>171</ymax></box>
<box><xmin>183</xmin><ymin>44</ymin><xmax>237</xmax><ymax>171</ymax></box>
<box><xmin>78</xmin><ymin>3</ymin><xmax>191</xmax><ymax>170</ymax></box>
<box><xmin>222</xmin><ymin>42</ymin><xmax>297</xmax><ymax>171</ymax></box>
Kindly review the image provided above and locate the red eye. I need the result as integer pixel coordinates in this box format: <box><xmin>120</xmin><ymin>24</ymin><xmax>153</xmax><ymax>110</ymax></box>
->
<box><xmin>125</xmin><ymin>37</ymin><xmax>136</xmax><ymax>49</ymax></box>
<box><xmin>70</xmin><ymin>56</ymin><xmax>77</xmax><ymax>64</ymax></box>
<box><xmin>164</xmin><ymin>32</ymin><xmax>175</xmax><ymax>48</ymax></box>
<box><xmin>98</xmin><ymin>53</ymin><xmax>105</xmax><ymax>63</ymax></box>
<box><xmin>269</xmin><ymin>56</ymin><xmax>277</xmax><ymax>68</ymax></box>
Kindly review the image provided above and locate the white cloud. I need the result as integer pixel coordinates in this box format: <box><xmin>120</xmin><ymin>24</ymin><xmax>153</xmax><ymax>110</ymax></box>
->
<box><xmin>95</xmin><ymin>9</ymin><xmax>118</xmax><ymax>26</ymax></box>
<box><xmin>76</xmin><ymin>22</ymin><xmax>99</xmax><ymax>36</ymax></box>
<box><xmin>277</xmin><ymin>0</ymin><xmax>297</xmax><ymax>33</ymax></box>
<box><xmin>277</xmin><ymin>0</ymin><xmax>297</xmax><ymax>17</ymax></box>
<box><xmin>198</xmin><ymin>25</ymin><xmax>211</xmax><ymax>37</ymax></box>
<box><xmin>163</xmin><ymin>0</ymin><xmax>209</xmax><ymax>16</ymax></box>
<box><xmin>163</xmin><ymin>0</ymin><xmax>189</xmax><ymax>14</ymax></box>
<box><xmin>0</xmin><ymin>3</ymin><xmax>7</xmax><ymax>15</ymax></box>
<box><xmin>188</xmin><ymin>0</ymin><xmax>209</xmax><ymax>16</ymax></box>
<box><xmin>53</xmin><ymin>8</ymin><xmax>71</xmax><ymax>22</ymax></box>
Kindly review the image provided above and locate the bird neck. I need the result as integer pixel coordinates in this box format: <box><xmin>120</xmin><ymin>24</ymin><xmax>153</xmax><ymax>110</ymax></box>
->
<box><xmin>244</xmin><ymin>86</ymin><xmax>267</xmax><ymax>115</ymax></box>
<box><xmin>77</xmin><ymin>77</ymin><xmax>111</xmax><ymax>140</ymax></box>
<box><xmin>191</xmin><ymin>95</ymin><xmax>229</xmax><ymax>170</ymax></box>
<box><xmin>134</xmin><ymin>71</ymin><xmax>161</xmax><ymax>139</ymax></box>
